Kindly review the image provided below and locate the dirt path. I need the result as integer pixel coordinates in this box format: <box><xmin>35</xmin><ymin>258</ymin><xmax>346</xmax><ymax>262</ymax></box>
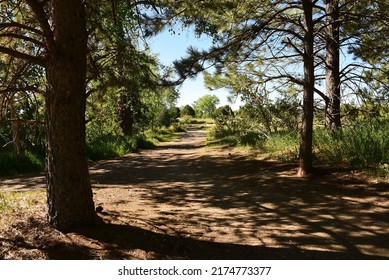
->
<box><xmin>1</xmin><ymin>125</ymin><xmax>389</xmax><ymax>259</ymax></box>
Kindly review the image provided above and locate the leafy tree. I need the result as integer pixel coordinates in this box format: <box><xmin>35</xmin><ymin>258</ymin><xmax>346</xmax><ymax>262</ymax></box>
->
<box><xmin>343</xmin><ymin>1</ymin><xmax>389</xmax><ymax>107</ymax></box>
<box><xmin>0</xmin><ymin>0</ymin><xmax>171</xmax><ymax>230</ymax></box>
<box><xmin>193</xmin><ymin>94</ymin><xmax>220</xmax><ymax>118</ymax></box>
<box><xmin>180</xmin><ymin>105</ymin><xmax>196</xmax><ymax>117</ymax></box>
<box><xmin>1</xmin><ymin>0</ymin><xmax>97</xmax><ymax>230</ymax></box>
<box><xmin>85</xmin><ymin>0</ymin><xmax>179</xmax><ymax>137</ymax></box>
<box><xmin>213</xmin><ymin>105</ymin><xmax>236</xmax><ymax>135</ymax></box>
<box><xmin>155</xmin><ymin>0</ymin><xmax>389</xmax><ymax>175</ymax></box>
<box><xmin>323</xmin><ymin>1</ymin><xmax>388</xmax><ymax>129</ymax></box>
<box><xmin>156</xmin><ymin>0</ymin><xmax>318</xmax><ymax>175</ymax></box>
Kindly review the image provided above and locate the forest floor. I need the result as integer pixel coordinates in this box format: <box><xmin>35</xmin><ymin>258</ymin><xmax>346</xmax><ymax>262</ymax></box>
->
<box><xmin>1</xmin><ymin>124</ymin><xmax>389</xmax><ymax>260</ymax></box>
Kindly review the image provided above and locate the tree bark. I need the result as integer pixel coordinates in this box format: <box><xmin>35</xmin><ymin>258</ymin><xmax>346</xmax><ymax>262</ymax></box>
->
<box><xmin>325</xmin><ymin>0</ymin><xmax>341</xmax><ymax>129</ymax></box>
<box><xmin>45</xmin><ymin>0</ymin><xmax>97</xmax><ymax>231</ymax></box>
<box><xmin>298</xmin><ymin>0</ymin><xmax>315</xmax><ymax>177</ymax></box>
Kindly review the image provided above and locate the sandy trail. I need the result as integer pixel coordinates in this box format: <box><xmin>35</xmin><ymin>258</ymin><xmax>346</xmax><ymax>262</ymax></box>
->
<box><xmin>1</xmin><ymin>125</ymin><xmax>388</xmax><ymax>259</ymax></box>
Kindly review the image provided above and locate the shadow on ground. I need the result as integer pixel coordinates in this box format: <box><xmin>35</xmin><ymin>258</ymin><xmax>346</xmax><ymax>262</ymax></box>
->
<box><xmin>68</xmin><ymin>221</ymin><xmax>387</xmax><ymax>260</ymax></box>
<box><xmin>1</xmin><ymin>127</ymin><xmax>388</xmax><ymax>259</ymax></box>
<box><xmin>84</xmin><ymin>128</ymin><xmax>389</xmax><ymax>259</ymax></box>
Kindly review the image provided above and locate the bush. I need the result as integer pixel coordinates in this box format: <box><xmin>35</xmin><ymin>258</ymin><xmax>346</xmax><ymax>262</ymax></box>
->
<box><xmin>180</xmin><ymin>105</ymin><xmax>196</xmax><ymax>118</ymax></box>
<box><xmin>238</xmin><ymin>131</ymin><xmax>264</xmax><ymax>147</ymax></box>
<box><xmin>170</xmin><ymin>122</ymin><xmax>186</xmax><ymax>133</ymax></box>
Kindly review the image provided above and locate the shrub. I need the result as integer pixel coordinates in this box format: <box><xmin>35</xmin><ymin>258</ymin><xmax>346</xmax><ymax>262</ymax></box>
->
<box><xmin>238</xmin><ymin>131</ymin><xmax>264</xmax><ymax>147</ymax></box>
<box><xmin>180</xmin><ymin>105</ymin><xmax>196</xmax><ymax>117</ymax></box>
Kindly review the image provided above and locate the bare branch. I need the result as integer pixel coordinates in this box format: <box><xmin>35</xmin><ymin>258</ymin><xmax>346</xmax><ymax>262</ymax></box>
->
<box><xmin>0</xmin><ymin>46</ymin><xmax>46</xmax><ymax>67</ymax></box>
<box><xmin>0</xmin><ymin>33</ymin><xmax>46</xmax><ymax>48</ymax></box>
<box><xmin>0</xmin><ymin>86</ymin><xmax>45</xmax><ymax>95</ymax></box>
<box><xmin>0</xmin><ymin>22</ymin><xmax>43</xmax><ymax>36</ymax></box>
<box><xmin>25</xmin><ymin>0</ymin><xmax>55</xmax><ymax>52</ymax></box>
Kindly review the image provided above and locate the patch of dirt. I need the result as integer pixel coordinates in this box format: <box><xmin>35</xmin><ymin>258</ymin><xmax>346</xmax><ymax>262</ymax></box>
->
<box><xmin>1</xmin><ymin>125</ymin><xmax>389</xmax><ymax>259</ymax></box>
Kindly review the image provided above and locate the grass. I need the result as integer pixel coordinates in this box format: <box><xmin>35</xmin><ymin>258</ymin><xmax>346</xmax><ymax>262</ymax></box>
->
<box><xmin>1</xmin><ymin>126</ymin><xmax>180</xmax><ymax>176</ymax></box>
<box><xmin>87</xmin><ymin>134</ymin><xmax>140</xmax><ymax>161</ymax></box>
<box><xmin>0</xmin><ymin>190</ymin><xmax>44</xmax><ymax>216</ymax></box>
<box><xmin>314</xmin><ymin>123</ymin><xmax>389</xmax><ymax>168</ymax></box>
<box><xmin>262</xmin><ymin>132</ymin><xmax>300</xmax><ymax>162</ymax></box>
<box><xmin>0</xmin><ymin>192</ymin><xmax>10</xmax><ymax>213</ymax></box>
<box><xmin>0</xmin><ymin>151</ymin><xmax>44</xmax><ymax>177</ymax></box>
<box><xmin>207</xmin><ymin>121</ymin><xmax>389</xmax><ymax>178</ymax></box>
<box><xmin>179</xmin><ymin>116</ymin><xmax>214</xmax><ymax>125</ymax></box>
<box><xmin>87</xmin><ymin>127</ymin><xmax>180</xmax><ymax>161</ymax></box>
<box><xmin>207</xmin><ymin>135</ymin><xmax>239</xmax><ymax>147</ymax></box>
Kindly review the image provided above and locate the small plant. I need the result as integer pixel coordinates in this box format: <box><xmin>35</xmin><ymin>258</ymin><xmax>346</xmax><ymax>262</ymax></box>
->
<box><xmin>170</xmin><ymin>122</ymin><xmax>186</xmax><ymax>133</ymax></box>
<box><xmin>0</xmin><ymin>192</ymin><xmax>11</xmax><ymax>213</ymax></box>
<box><xmin>377</xmin><ymin>163</ymin><xmax>389</xmax><ymax>179</ymax></box>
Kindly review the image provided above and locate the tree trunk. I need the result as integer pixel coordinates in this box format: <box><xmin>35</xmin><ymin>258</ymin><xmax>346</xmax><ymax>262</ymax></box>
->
<box><xmin>45</xmin><ymin>0</ymin><xmax>97</xmax><ymax>231</ymax></box>
<box><xmin>298</xmin><ymin>0</ymin><xmax>315</xmax><ymax>177</ymax></box>
<box><xmin>325</xmin><ymin>0</ymin><xmax>342</xmax><ymax>129</ymax></box>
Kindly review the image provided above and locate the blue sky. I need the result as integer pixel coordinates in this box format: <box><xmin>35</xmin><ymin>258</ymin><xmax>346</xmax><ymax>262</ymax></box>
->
<box><xmin>149</xmin><ymin>28</ymin><xmax>243</xmax><ymax>109</ymax></box>
<box><xmin>149</xmin><ymin>28</ymin><xmax>359</xmax><ymax>110</ymax></box>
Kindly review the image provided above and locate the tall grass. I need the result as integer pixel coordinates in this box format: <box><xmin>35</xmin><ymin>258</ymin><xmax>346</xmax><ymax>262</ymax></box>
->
<box><xmin>314</xmin><ymin>123</ymin><xmax>389</xmax><ymax>168</ymax></box>
<box><xmin>0</xmin><ymin>151</ymin><xmax>44</xmax><ymax>177</ymax></box>
<box><xmin>208</xmin><ymin>120</ymin><xmax>388</xmax><ymax>174</ymax></box>
<box><xmin>86</xmin><ymin>128</ymin><xmax>178</xmax><ymax>161</ymax></box>
<box><xmin>262</xmin><ymin>131</ymin><xmax>300</xmax><ymax>161</ymax></box>
<box><xmin>0</xmin><ymin>191</ymin><xmax>11</xmax><ymax>213</ymax></box>
<box><xmin>0</xmin><ymin>127</ymin><xmax>178</xmax><ymax>176</ymax></box>
<box><xmin>86</xmin><ymin>134</ymin><xmax>140</xmax><ymax>161</ymax></box>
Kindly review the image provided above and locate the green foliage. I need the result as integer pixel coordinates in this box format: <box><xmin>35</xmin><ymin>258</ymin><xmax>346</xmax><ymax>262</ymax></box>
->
<box><xmin>193</xmin><ymin>94</ymin><xmax>220</xmax><ymax>118</ymax></box>
<box><xmin>262</xmin><ymin>132</ymin><xmax>300</xmax><ymax>162</ymax></box>
<box><xmin>345</xmin><ymin>1</ymin><xmax>389</xmax><ymax>64</ymax></box>
<box><xmin>156</xmin><ymin>107</ymin><xmax>181</xmax><ymax>128</ymax></box>
<box><xmin>210</xmin><ymin>95</ymin><xmax>301</xmax><ymax>151</ymax></box>
<box><xmin>170</xmin><ymin>122</ymin><xmax>186</xmax><ymax>133</ymax></box>
<box><xmin>314</xmin><ymin>122</ymin><xmax>389</xmax><ymax>168</ymax></box>
<box><xmin>207</xmin><ymin>127</ymin><xmax>239</xmax><ymax>147</ymax></box>
<box><xmin>0</xmin><ymin>190</ymin><xmax>44</xmax><ymax>215</ymax></box>
<box><xmin>0</xmin><ymin>151</ymin><xmax>44</xmax><ymax>177</ymax></box>
<box><xmin>0</xmin><ymin>192</ymin><xmax>10</xmax><ymax>213</ymax></box>
<box><xmin>239</xmin><ymin>131</ymin><xmax>264</xmax><ymax>147</ymax></box>
<box><xmin>86</xmin><ymin>135</ymin><xmax>139</xmax><ymax>161</ymax></box>
<box><xmin>213</xmin><ymin>105</ymin><xmax>236</xmax><ymax>134</ymax></box>
<box><xmin>180</xmin><ymin>105</ymin><xmax>196</xmax><ymax>117</ymax></box>
<box><xmin>86</xmin><ymin>127</ymin><xmax>180</xmax><ymax>161</ymax></box>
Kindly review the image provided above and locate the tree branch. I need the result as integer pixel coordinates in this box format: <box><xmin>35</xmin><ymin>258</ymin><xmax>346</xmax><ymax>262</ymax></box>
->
<box><xmin>0</xmin><ymin>86</ymin><xmax>46</xmax><ymax>95</ymax></box>
<box><xmin>0</xmin><ymin>46</ymin><xmax>46</xmax><ymax>67</ymax></box>
<box><xmin>0</xmin><ymin>22</ymin><xmax>43</xmax><ymax>36</ymax></box>
<box><xmin>25</xmin><ymin>0</ymin><xmax>55</xmax><ymax>52</ymax></box>
<box><xmin>0</xmin><ymin>33</ymin><xmax>46</xmax><ymax>48</ymax></box>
